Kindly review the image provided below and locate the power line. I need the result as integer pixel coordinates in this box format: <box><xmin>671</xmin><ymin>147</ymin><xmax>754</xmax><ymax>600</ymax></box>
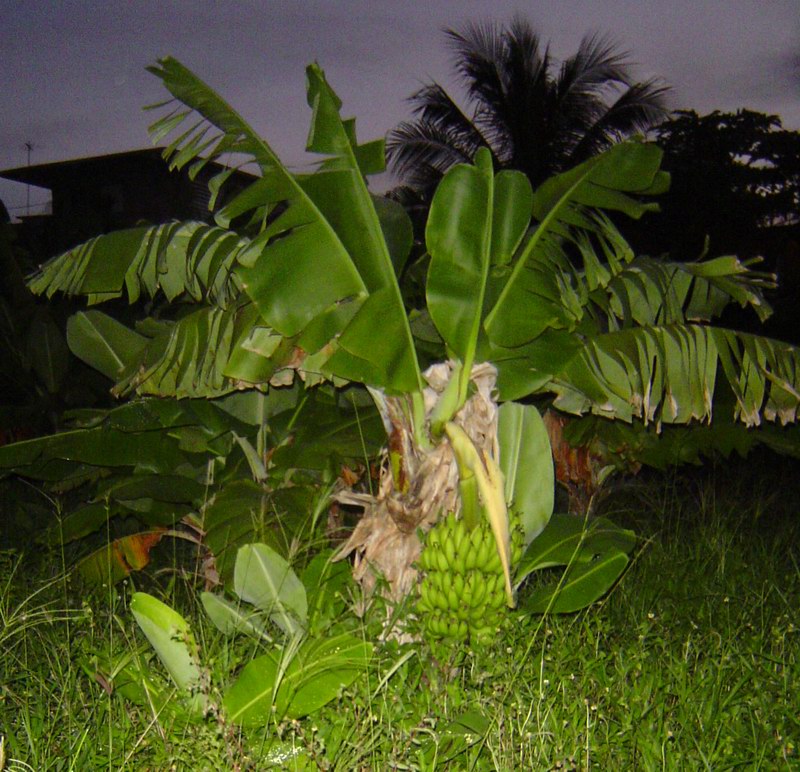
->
<box><xmin>24</xmin><ymin>141</ymin><xmax>34</xmax><ymax>215</ymax></box>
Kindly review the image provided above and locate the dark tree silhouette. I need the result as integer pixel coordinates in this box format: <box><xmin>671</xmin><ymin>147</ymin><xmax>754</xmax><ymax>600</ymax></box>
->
<box><xmin>387</xmin><ymin>17</ymin><xmax>670</xmax><ymax>201</ymax></box>
<box><xmin>628</xmin><ymin>109</ymin><xmax>800</xmax><ymax>261</ymax></box>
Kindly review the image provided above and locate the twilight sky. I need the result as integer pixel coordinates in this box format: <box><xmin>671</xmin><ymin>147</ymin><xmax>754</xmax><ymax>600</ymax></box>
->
<box><xmin>2</xmin><ymin>0</ymin><xmax>798</xmax><ymax>220</ymax></box>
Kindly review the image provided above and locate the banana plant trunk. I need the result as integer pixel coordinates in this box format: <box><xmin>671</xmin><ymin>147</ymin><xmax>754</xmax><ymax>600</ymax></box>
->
<box><xmin>333</xmin><ymin>362</ymin><xmax>498</xmax><ymax>604</ymax></box>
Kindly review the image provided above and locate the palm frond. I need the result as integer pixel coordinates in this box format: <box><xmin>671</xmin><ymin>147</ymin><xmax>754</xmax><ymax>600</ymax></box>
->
<box><xmin>387</xmin><ymin>119</ymin><xmax>486</xmax><ymax>191</ymax></box>
<box><xmin>444</xmin><ymin>21</ymin><xmax>507</xmax><ymax>110</ymax></box>
<box><xmin>557</xmin><ymin>33</ymin><xmax>633</xmax><ymax>97</ymax></box>
<box><xmin>569</xmin><ymin>79</ymin><xmax>670</xmax><ymax>162</ymax></box>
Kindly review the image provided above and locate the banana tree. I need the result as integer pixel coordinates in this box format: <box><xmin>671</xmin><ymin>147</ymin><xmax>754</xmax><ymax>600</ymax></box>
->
<box><xmin>16</xmin><ymin>59</ymin><xmax>800</xmax><ymax>632</ymax></box>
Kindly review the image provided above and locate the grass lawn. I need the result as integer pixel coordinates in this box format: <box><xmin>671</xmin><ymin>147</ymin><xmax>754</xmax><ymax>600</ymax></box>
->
<box><xmin>1</xmin><ymin>454</ymin><xmax>797</xmax><ymax>770</ymax></box>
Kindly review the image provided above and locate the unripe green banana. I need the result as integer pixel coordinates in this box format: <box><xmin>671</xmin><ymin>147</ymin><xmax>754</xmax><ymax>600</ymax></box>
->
<box><xmin>463</xmin><ymin>539</ymin><xmax>476</xmax><ymax>571</ymax></box>
<box><xmin>433</xmin><ymin>584</ymin><xmax>450</xmax><ymax>612</ymax></box>
<box><xmin>435</xmin><ymin>546</ymin><xmax>449</xmax><ymax>573</ymax></box>
<box><xmin>487</xmin><ymin>588</ymin><xmax>505</xmax><ymax>610</ymax></box>
<box><xmin>452</xmin><ymin>572</ymin><xmax>465</xmax><ymax>599</ymax></box>
<box><xmin>467</xmin><ymin>574</ymin><xmax>486</xmax><ymax>608</ymax></box>
<box><xmin>470</xmin><ymin>603</ymin><xmax>487</xmax><ymax>623</ymax></box>
<box><xmin>466</xmin><ymin>527</ymin><xmax>482</xmax><ymax>570</ymax></box>
<box><xmin>423</xmin><ymin>581</ymin><xmax>438</xmax><ymax>610</ymax></box>
<box><xmin>447</xmin><ymin>617</ymin><xmax>461</xmax><ymax>639</ymax></box>
<box><xmin>430</xmin><ymin>569</ymin><xmax>447</xmax><ymax>594</ymax></box>
<box><xmin>442</xmin><ymin>533</ymin><xmax>456</xmax><ymax>569</ymax></box>
<box><xmin>478</xmin><ymin>530</ymin><xmax>494</xmax><ymax>569</ymax></box>
<box><xmin>452</xmin><ymin>516</ymin><xmax>466</xmax><ymax>552</ymax></box>
<box><xmin>418</xmin><ymin>583</ymin><xmax>432</xmax><ymax>613</ymax></box>
<box><xmin>417</xmin><ymin>547</ymin><xmax>433</xmax><ymax>572</ymax></box>
<box><xmin>447</xmin><ymin>584</ymin><xmax>460</xmax><ymax>611</ymax></box>
<box><xmin>418</xmin><ymin>511</ymin><xmax>521</xmax><ymax>642</ymax></box>
<box><xmin>472</xmin><ymin>624</ymin><xmax>494</xmax><ymax>637</ymax></box>
<box><xmin>471</xmin><ymin>525</ymin><xmax>484</xmax><ymax>551</ymax></box>
<box><xmin>485</xmin><ymin>544</ymin><xmax>502</xmax><ymax>574</ymax></box>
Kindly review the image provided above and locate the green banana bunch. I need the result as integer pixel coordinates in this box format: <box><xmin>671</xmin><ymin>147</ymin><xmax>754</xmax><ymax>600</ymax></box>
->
<box><xmin>416</xmin><ymin>512</ymin><xmax>524</xmax><ymax>642</ymax></box>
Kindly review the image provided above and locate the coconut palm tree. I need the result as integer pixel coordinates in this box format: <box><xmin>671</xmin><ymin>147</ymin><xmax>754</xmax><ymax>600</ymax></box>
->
<box><xmin>387</xmin><ymin>17</ymin><xmax>670</xmax><ymax>201</ymax></box>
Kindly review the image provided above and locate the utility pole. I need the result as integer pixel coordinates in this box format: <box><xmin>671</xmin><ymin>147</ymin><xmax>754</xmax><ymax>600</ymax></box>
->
<box><xmin>24</xmin><ymin>141</ymin><xmax>33</xmax><ymax>215</ymax></box>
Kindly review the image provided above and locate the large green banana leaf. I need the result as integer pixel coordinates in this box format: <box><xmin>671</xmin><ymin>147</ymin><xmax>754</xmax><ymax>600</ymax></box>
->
<box><xmin>545</xmin><ymin>325</ymin><xmax>800</xmax><ymax>426</ymax></box>
<box><xmin>29</xmin><ymin>58</ymin><xmax>421</xmax><ymax>395</ymax></box>
<box><xmin>152</xmin><ymin>58</ymin><xmax>422</xmax><ymax>394</ymax></box>
<box><xmin>426</xmin><ymin>148</ymin><xmax>531</xmax><ymax>374</ymax></box>
<box><xmin>29</xmin><ymin>222</ymin><xmax>246</xmax><ymax>307</ymax></box>
<box><xmin>483</xmin><ymin>142</ymin><xmax>667</xmax><ymax>349</ymax></box>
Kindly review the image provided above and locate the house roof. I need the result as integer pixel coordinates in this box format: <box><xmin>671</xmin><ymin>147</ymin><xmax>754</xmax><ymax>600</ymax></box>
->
<box><xmin>0</xmin><ymin>148</ymin><xmax>249</xmax><ymax>189</ymax></box>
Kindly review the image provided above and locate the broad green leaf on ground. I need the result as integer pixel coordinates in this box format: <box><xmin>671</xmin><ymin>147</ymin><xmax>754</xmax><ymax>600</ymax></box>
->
<box><xmin>233</xmin><ymin>543</ymin><xmax>308</xmax><ymax>634</ymax></box>
<box><xmin>222</xmin><ymin>632</ymin><xmax>372</xmax><ymax>724</ymax></box>
<box><xmin>522</xmin><ymin>547</ymin><xmax>630</xmax><ymax>613</ymax></box>
<box><xmin>129</xmin><ymin>592</ymin><xmax>204</xmax><ymax>701</ymax></box>
<box><xmin>516</xmin><ymin>514</ymin><xmax>635</xmax><ymax>613</ymax></box>
<box><xmin>516</xmin><ymin>514</ymin><xmax>636</xmax><ymax>577</ymax></box>
<box><xmin>497</xmin><ymin>402</ymin><xmax>554</xmax><ymax>545</ymax></box>
<box><xmin>200</xmin><ymin>591</ymin><xmax>273</xmax><ymax>642</ymax></box>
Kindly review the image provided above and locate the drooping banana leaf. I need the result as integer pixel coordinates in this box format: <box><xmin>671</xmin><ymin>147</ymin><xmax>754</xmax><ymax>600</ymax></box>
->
<box><xmin>562</xmin><ymin>407</ymin><xmax>800</xmax><ymax>473</ymax></box>
<box><xmin>29</xmin><ymin>222</ymin><xmax>246</xmax><ymax>308</ymax></box>
<box><xmin>76</xmin><ymin>529</ymin><xmax>167</xmax><ymax>584</ymax></box>
<box><xmin>597</xmin><ymin>254</ymin><xmax>774</xmax><ymax>329</ymax></box>
<box><xmin>28</xmin><ymin>58</ymin><xmax>422</xmax><ymax>397</ymax></box>
<box><xmin>545</xmin><ymin>325</ymin><xmax>800</xmax><ymax>427</ymax></box>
